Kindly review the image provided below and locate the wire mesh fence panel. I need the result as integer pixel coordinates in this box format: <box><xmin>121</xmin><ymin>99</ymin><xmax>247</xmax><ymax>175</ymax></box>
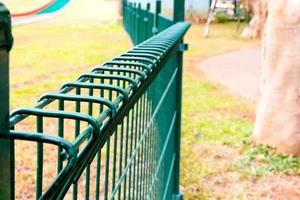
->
<box><xmin>0</xmin><ymin>1</ymin><xmax>189</xmax><ymax>199</ymax></box>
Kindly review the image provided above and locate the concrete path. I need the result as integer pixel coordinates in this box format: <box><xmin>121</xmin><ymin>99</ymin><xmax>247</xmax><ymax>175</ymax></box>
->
<box><xmin>199</xmin><ymin>46</ymin><xmax>261</xmax><ymax>102</ymax></box>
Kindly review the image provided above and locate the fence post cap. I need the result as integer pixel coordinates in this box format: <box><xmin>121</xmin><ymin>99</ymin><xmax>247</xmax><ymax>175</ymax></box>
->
<box><xmin>0</xmin><ymin>3</ymin><xmax>13</xmax><ymax>51</ymax></box>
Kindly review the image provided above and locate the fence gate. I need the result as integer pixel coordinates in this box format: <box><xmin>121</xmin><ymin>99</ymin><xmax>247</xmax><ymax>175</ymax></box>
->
<box><xmin>0</xmin><ymin>0</ymin><xmax>190</xmax><ymax>199</ymax></box>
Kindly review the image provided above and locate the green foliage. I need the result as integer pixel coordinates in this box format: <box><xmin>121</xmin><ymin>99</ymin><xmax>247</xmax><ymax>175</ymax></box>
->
<box><xmin>214</xmin><ymin>12</ymin><xmax>229</xmax><ymax>23</ymax></box>
<box><xmin>196</xmin><ymin>116</ymin><xmax>253</xmax><ymax>146</ymax></box>
<box><xmin>238</xmin><ymin>8</ymin><xmax>252</xmax><ymax>23</ymax></box>
<box><xmin>236</xmin><ymin>145</ymin><xmax>300</xmax><ymax>176</ymax></box>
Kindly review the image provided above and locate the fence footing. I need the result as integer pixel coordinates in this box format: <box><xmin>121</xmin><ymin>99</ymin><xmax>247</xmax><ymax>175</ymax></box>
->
<box><xmin>173</xmin><ymin>192</ymin><xmax>184</xmax><ymax>200</ymax></box>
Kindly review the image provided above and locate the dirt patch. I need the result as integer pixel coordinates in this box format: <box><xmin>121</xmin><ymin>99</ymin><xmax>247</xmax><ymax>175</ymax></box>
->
<box><xmin>250</xmin><ymin>174</ymin><xmax>300</xmax><ymax>200</ymax></box>
<box><xmin>187</xmin><ymin>142</ymin><xmax>300</xmax><ymax>200</ymax></box>
<box><xmin>11</xmin><ymin>65</ymin><xmax>88</xmax><ymax>90</ymax></box>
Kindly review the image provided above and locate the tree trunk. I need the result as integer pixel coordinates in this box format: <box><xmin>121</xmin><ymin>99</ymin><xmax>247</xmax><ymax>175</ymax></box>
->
<box><xmin>241</xmin><ymin>0</ymin><xmax>268</xmax><ymax>38</ymax></box>
<box><xmin>254</xmin><ymin>0</ymin><xmax>300</xmax><ymax>155</ymax></box>
<box><xmin>117</xmin><ymin>0</ymin><xmax>122</xmax><ymax>21</ymax></box>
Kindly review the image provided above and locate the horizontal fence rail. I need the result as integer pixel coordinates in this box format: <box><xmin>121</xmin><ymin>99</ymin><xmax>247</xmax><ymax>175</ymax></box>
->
<box><xmin>0</xmin><ymin>1</ymin><xmax>190</xmax><ymax>198</ymax></box>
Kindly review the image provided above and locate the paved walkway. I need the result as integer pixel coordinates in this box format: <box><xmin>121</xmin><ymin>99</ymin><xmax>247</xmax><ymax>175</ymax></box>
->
<box><xmin>199</xmin><ymin>46</ymin><xmax>261</xmax><ymax>102</ymax></box>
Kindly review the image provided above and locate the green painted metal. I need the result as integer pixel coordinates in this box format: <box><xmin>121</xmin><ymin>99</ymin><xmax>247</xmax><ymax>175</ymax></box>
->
<box><xmin>0</xmin><ymin>3</ymin><xmax>14</xmax><ymax>200</ymax></box>
<box><xmin>0</xmin><ymin>1</ymin><xmax>189</xmax><ymax>199</ymax></box>
<box><xmin>173</xmin><ymin>0</ymin><xmax>185</xmax><ymax>199</ymax></box>
<box><xmin>123</xmin><ymin>0</ymin><xmax>173</xmax><ymax>45</ymax></box>
<box><xmin>153</xmin><ymin>0</ymin><xmax>161</xmax><ymax>35</ymax></box>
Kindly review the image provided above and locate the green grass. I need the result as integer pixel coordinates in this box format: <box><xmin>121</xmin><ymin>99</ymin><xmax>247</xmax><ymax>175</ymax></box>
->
<box><xmin>236</xmin><ymin>144</ymin><xmax>300</xmax><ymax>176</ymax></box>
<box><xmin>184</xmin><ymin>22</ymin><xmax>254</xmax><ymax>57</ymax></box>
<box><xmin>10</xmin><ymin>19</ymin><xmax>130</xmax><ymax>108</ymax></box>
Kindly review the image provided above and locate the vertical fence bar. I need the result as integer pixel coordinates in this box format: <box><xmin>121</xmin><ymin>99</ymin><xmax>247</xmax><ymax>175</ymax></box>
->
<box><xmin>173</xmin><ymin>0</ymin><xmax>185</xmax><ymax>199</ymax></box>
<box><xmin>131</xmin><ymin>2</ymin><xmax>134</xmax><ymax>38</ymax></box>
<box><xmin>0</xmin><ymin>3</ymin><xmax>14</xmax><ymax>200</ymax></box>
<box><xmin>144</xmin><ymin>3</ymin><xmax>150</xmax><ymax>40</ymax></box>
<box><xmin>85</xmin><ymin>78</ymin><xmax>94</xmax><ymax>200</ymax></box>
<box><xmin>57</xmin><ymin>100</ymin><xmax>64</xmax><ymax>174</ymax></box>
<box><xmin>136</xmin><ymin>3</ymin><xmax>141</xmax><ymax>44</ymax></box>
<box><xmin>153</xmin><ymin>0</ymin><xmax>161</xmax><ymax>35</ymax></box>
<box><xmin>122</xmin><ymin>0</ymin><xmax>126</xmax><ymax>23</ymax></box>
<box><xmin>73</xmin><ymin>87</ymin><xmax>81</xmax><ymax>200</ymax></box>
<box><xmin>36</xmin><ymin>116</ymin><xmax>44</xmax><ymax>200</ymax></box>
<box><xmin>133</xmin><ymin>3</ymin><xmax>137</xmax><ymax>44</ymax></box>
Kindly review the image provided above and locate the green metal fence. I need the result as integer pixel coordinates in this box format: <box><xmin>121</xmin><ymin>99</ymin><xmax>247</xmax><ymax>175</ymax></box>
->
<box><xmin>122</xmin><ymin>0</ymin><xmax>174</xmax><ymax>45</ymax></box>
<box><xmin>0</xmin><ymin>1</ymin><xmax>190</xmax><ymax>199</ymax></box>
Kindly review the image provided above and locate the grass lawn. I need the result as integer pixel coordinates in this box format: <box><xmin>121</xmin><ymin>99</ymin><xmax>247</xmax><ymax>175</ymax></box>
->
<box><xmin>5</xmin><ymin>1</ymin><xmax>300</xmax><ymax>198</ymax></box>
<box><xmin>10</xmin><ymin>20</ymin><xmax>130</xmax><ymax>109</ymax></box>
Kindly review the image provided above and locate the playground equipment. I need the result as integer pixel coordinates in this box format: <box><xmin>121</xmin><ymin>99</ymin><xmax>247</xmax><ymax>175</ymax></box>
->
<box><xmin>11</xmin><ymin>0</ymin><xmax>71</xmax><ymax>25</ymax></box>
<box><xmin>0</xmin><ymin>0</ymin><xmax>189</xmax><ymax>199</ymax></box>
<box><xmin>12</xmin><ymin>0</ymin><xmax>70</xmax><ymax>17</ymax></box>
<box><xmin>204</xmin><ymin>0</ymin><xmax>241</xmax><ymax>37</ymax></box>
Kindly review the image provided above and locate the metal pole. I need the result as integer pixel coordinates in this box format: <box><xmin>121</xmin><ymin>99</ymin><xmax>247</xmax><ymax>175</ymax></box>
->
<box><xmin>0</xmin><ymin>3</ymin><xmax>14</xmax><ymax>200</ymax></box>
<box><xmin>136</xmin><ymin>3</ymin><xmax>141</xmax><ymax>44</ymax></box>
<box><xmin>173</xmin><ymin>0</ymin><xmax>185</xmax><ymax>22</ymax></box>
<box><xmin>122</xmin><ymin>0</ymin><xmax>127</xmax><ymax>26</ymax></box>
<box><xmin>173</xmin><ymin>0</ymin><xmax>185</xmax><ymax>199</ymax></box>
<box><xmin>133</xmin><ymin>2</ymin><xmax>137</xmax><ymax>43</ymax></box>
<box><xmin>203</xmin><ymin>0</ymin><xmax>217</xmax><ymax>38</ymax></box>
<box><xmin>153</xmin><ymin>0</ymin><xmax>161</xmax><ymax>35</ymax></box>
<box><xmin>145</xmin><ymin>3</ymin><xmax>151</xmax><ymax>39</ymax></box>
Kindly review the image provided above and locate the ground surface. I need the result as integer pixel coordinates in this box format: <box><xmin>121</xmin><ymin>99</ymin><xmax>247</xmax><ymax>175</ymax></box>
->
<box><xmin>5</xmin><ymin>0</ymin><xmax>300</xmax><ymax>199</ymax></box>
<box><xmin>8</xmin><ymin>0</ymin><xmax>125</xmax><ymax>109</ymax></box>
<box><xmin>199</xmin><ymin>47</ymin><xmax>261</xmax><ymax>101</ymax></box>
<box><xmin>182</xmin><ymin>24</ymin><xmax>300</xmax><ymax>200</ymax></box>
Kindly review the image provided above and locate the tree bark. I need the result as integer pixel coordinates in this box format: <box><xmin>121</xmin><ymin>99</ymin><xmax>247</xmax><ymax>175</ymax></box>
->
<box><xmin>241</xmin><ymin>0</ymin><xmax>268</xmax><ymax>38</ymax></box>
<box><xmin>117</xmin><ymin>0</ymin><xmax>122</xmax><ymax>21</ymax></box>
<box><xmin>254</xmin><ymin>0</ymin><xmax>300</xmax><ymax>155</ymax></box>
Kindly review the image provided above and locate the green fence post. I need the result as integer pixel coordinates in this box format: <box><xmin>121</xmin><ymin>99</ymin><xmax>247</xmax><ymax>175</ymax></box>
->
<box><xmin>136</xmin><ymin>3</ymin><xmax>141</xmax><ymax>44</ymax></box>
<box><xmin>133</xmin><ymin>2</ymin><xmax>137</xmax><ymax>43</ymax></box>
<box><xmin>145</xmin><ymin>3</ymin><xmax>151</xmax><ymax>39</ymax></box>
<box><xmin>173</xmin><ymin>0</ymin><xmax>185</xmax><ymax>199</ymax></box>
<box><xmin>0</xmin><ymin>3</ymin><xmax>14</xmax><ymax>200</ymax></box>
<box><xmin>130</xmin><ymin>2</ymin><xmax>133</xmax><ymax>36</ymax></box>
<box><xmin>129</xmin><ymin>2</ymin><xmax>133</xmax><ymax>40</ymax></box>
<box><xmin>122</xmin><ymin>0</ymin><xmax>127</xmax><ymax>28</ymax></box>
<box><xmin>174</xmin><ymin>0</ymin><xmax>185</xmax><ymax>22</ymax></box>
<box><xmin>152</xmin><ymin>0</ymin><xmax>161</xmax><ymax>35</ymax></box>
